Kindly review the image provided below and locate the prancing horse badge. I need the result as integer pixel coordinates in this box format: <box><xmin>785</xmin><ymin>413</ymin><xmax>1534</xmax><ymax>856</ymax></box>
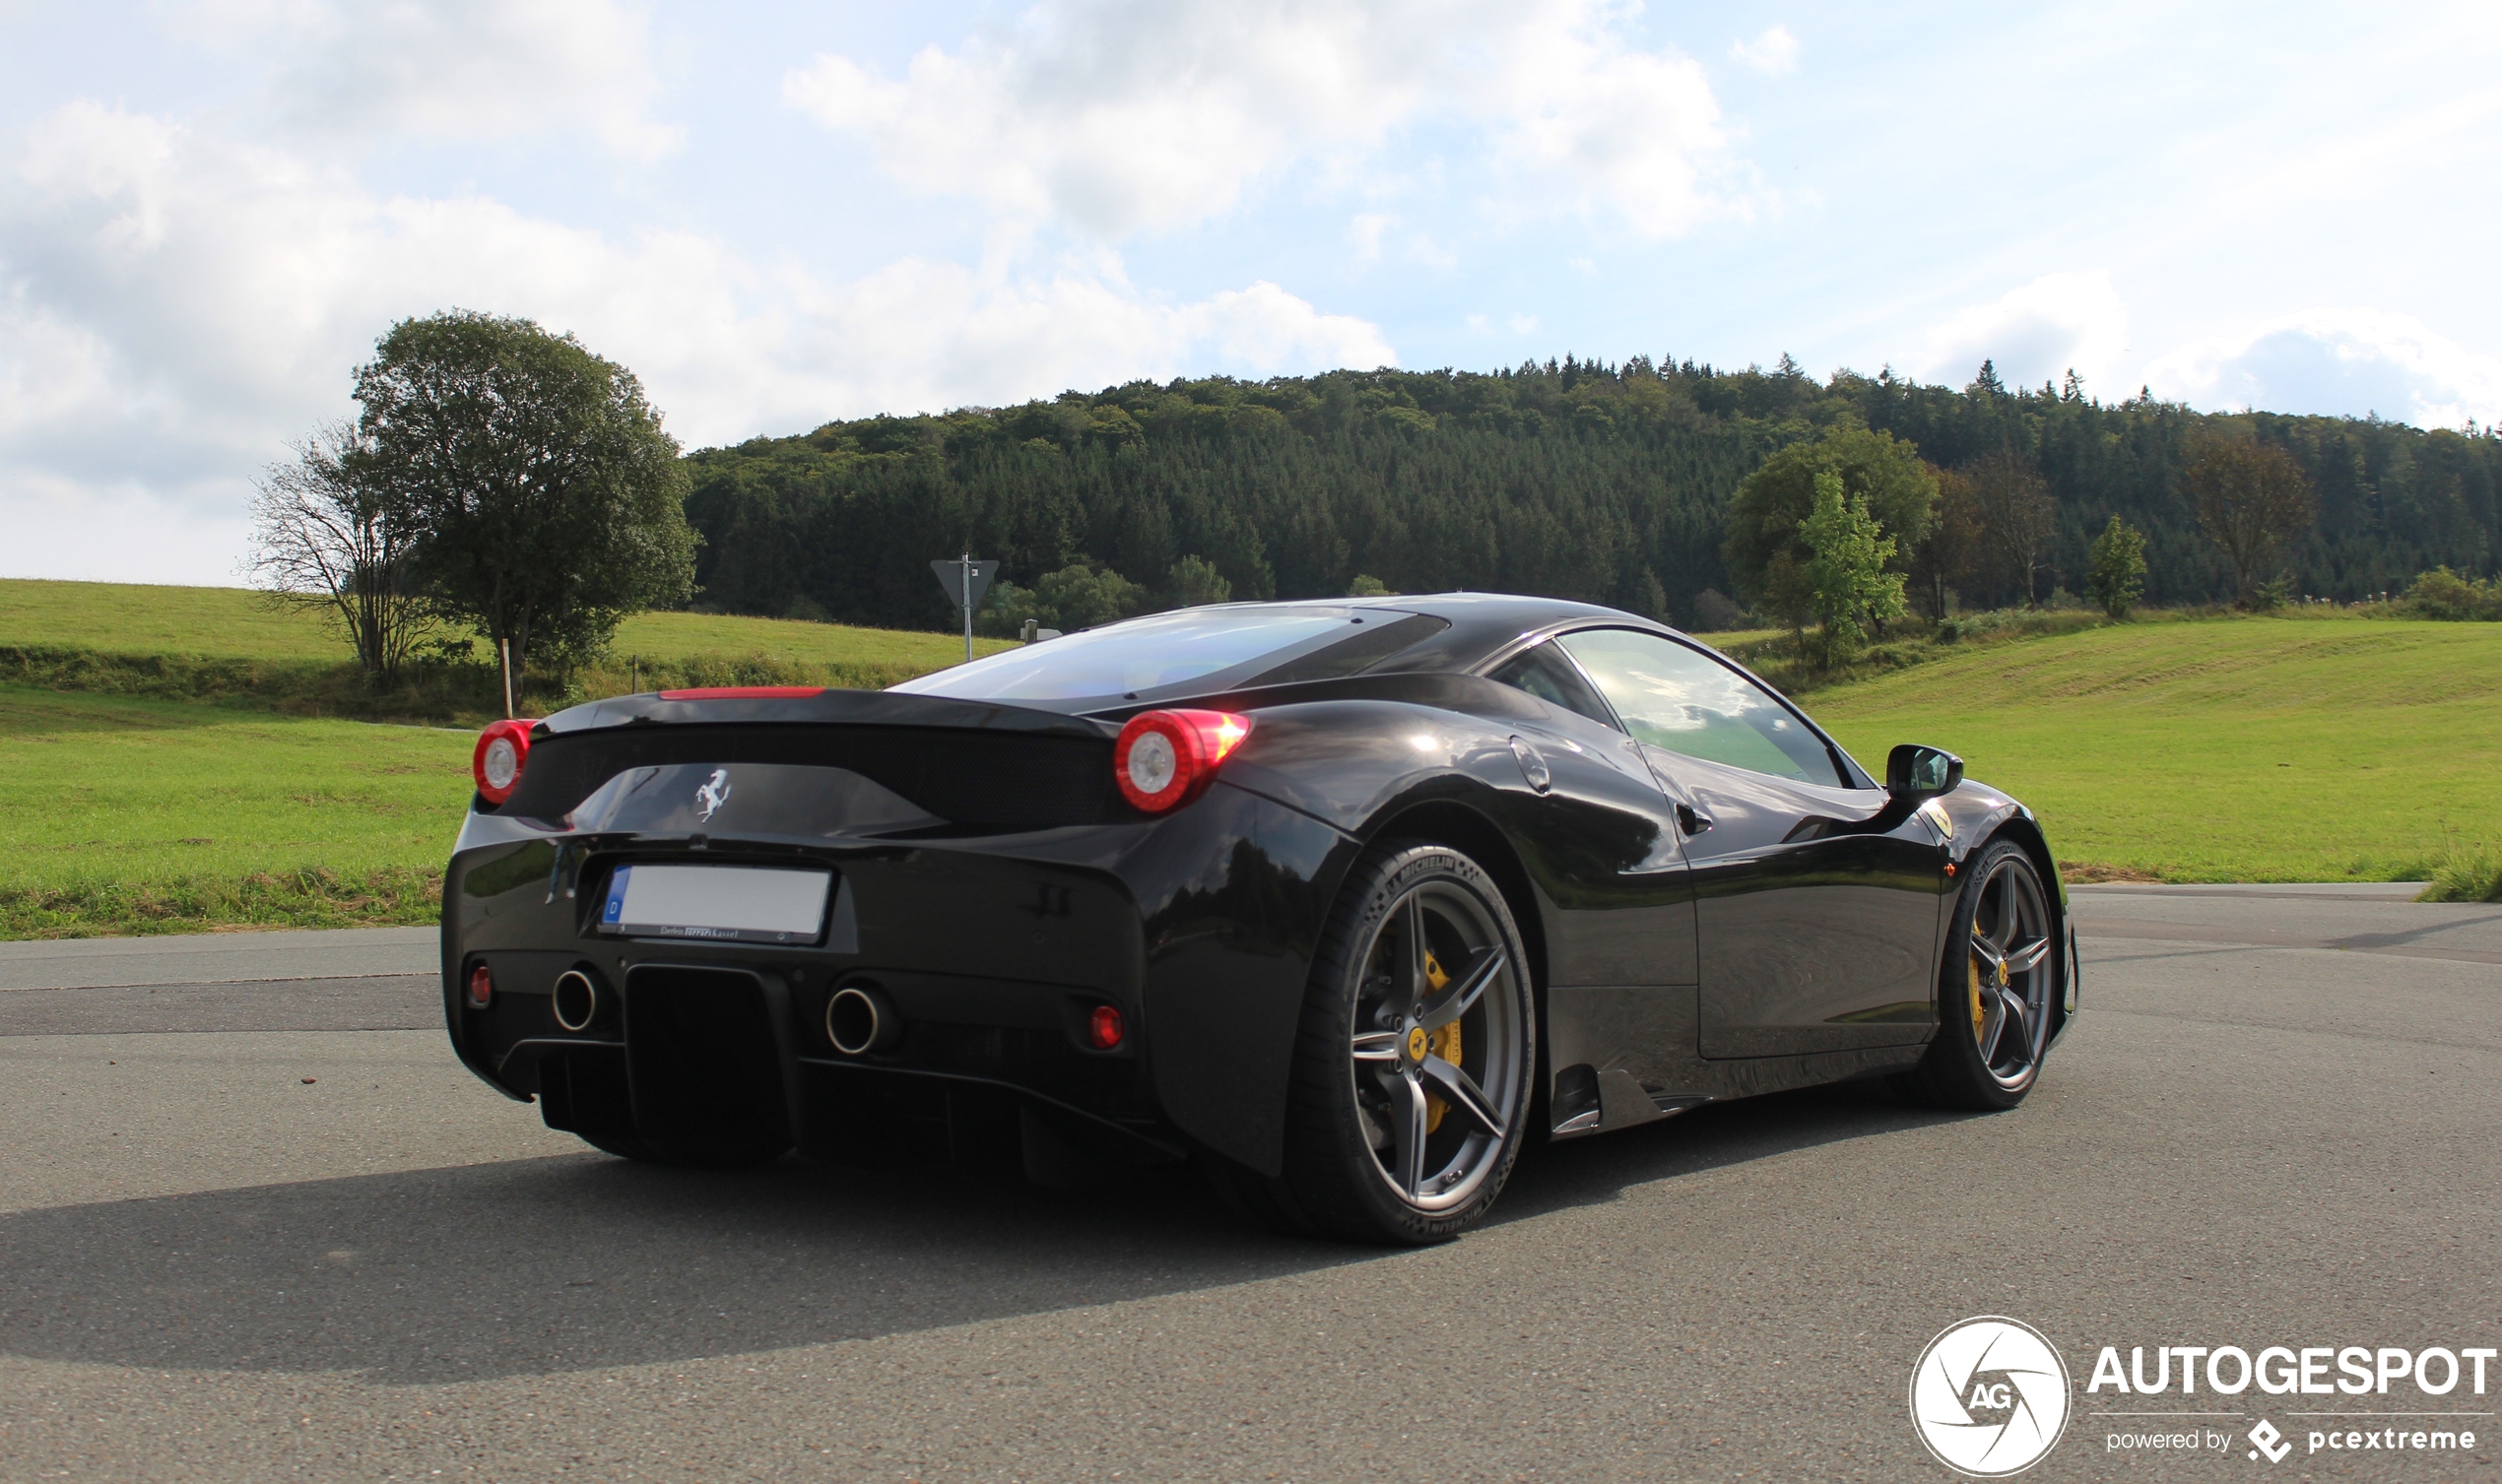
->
<box><xmin>694</xmin><ymin>768</ymin><xmax>732</xmax><ymax>821</ymax></box>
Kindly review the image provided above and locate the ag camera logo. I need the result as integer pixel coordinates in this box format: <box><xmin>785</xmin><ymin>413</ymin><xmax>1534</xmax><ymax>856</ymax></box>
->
<box><xmin>1911</xmin><ymin>1317</ymin><xmax>2074</xmax><ymax>1476</ymax></box>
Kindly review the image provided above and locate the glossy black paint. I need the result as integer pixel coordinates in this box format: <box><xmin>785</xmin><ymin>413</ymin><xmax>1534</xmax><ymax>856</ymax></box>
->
<box><xmin>440</xmin><ymin>592</ymin><xmax>2073</xmax><ymax>1179</ymax></box>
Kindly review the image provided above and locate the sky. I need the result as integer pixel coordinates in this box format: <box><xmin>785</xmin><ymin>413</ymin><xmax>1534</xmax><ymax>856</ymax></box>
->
<box><xmin>3</xmin><ymin>0</ymin><xmax>2498</xmax><ymax>585</ymax></box>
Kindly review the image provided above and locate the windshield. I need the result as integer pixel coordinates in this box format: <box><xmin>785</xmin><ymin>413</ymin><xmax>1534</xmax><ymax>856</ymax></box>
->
<box><xmin>891</xmin><ymin>607</ymin><xmax>1384</xmax><ymax>702</ymax></box>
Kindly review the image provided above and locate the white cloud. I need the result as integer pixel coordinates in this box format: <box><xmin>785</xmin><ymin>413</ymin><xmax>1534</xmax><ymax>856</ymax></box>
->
<box><xmin>1919</xmin><ymin>271</ymin><xmax>2129</xmax><ymax>393</ymax></box>
<box><xmin>2144</xmin><ymin>309</ymin><xmax>2502</xmax><ymax>428</ymax></box>
<box><xmin>183</xmin><ymin>0</ymin><xmax>680</xmax><ymax>159</ymax></box>
<box><xmin>0</xmin><ymin>102</ymin><xmax>1392</xmax><ymax>584</ymax></box>
<box><xmin>1349</xmin><ymin>213</ymin><xmax>1391</xmax><ymax>262</ymax></box>
<box><xmin>1731</xmin><ymin>25</ymin><xmax>1799</xmax><ymax>76</ymax></box>
<box><xmin>786</xmin><ymin>0</ymin><xmax>1741</xmax><ymax>241</ymax></box>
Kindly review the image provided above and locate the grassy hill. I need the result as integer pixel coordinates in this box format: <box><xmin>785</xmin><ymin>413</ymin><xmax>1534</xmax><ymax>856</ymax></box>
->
<box><xmin>1811</xmin><ymin>612</ymin><xmax>2500</xmax><ymax>884</ymax></box>
<box><xmin>0</xmin><ymin>578</ymin><xmax>1013</xmax><ymax>720</ymax></box>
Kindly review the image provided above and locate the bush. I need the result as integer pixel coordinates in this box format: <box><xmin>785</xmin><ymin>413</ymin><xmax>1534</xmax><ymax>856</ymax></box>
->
<box><xmin>1689</xmin><ymin>587</ymin><xmax>1747</xmax><ymax>631</ymax></box>
<box><xmin>2402</xmin><ymin>566</ymin><xmax>2502</xmax><ymax>620</ymax></box>
<box><xmin>2420</xmin><ymin>844</ymin><xmax>2502</xmax><ymax>903</ymax></box>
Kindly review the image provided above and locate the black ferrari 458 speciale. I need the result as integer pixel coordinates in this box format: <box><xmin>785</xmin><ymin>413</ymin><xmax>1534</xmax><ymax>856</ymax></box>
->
<box><xmin>443</xmin><ymin>593</ymin><xmax>2075</xmax><ymax>1243</ymax></box>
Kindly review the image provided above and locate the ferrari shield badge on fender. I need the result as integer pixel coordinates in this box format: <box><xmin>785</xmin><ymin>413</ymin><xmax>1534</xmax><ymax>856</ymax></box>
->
<box><xmin>694</xmin><ymin>768</ymin><xmax>732</xmax><ymax>821</ymax></box>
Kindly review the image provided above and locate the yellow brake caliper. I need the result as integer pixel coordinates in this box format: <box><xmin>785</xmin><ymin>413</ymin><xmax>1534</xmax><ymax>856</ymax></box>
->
<box><xmin>1969</xmin><ymin>951</ymin><xmax>1987</xmax><ymax>1043</ymax></box>
<box><xmin>1422</xmin><ymin>951</ymin><xmax>1463</xmax><ymax>1132</ymax></box>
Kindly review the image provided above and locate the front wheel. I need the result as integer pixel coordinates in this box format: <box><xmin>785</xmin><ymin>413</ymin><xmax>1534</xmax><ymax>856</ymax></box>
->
<box><xmin>1897</xmin><ymin>837</ymin><xmax>2059</xmax><ymax>1111</ymax></box>
<box><xmin>1229</xmin><ymin>842</ymin><xmax>1536</xmax><ymax>1245</ymax></box>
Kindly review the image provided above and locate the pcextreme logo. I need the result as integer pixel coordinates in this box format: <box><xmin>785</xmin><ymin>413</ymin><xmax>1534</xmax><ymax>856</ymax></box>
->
<box><xmin>1911</xmin><ymin>1317</ymin><xmax>2074</xmax><ymax>1477</ymax></box>
<box><xmin>1910</xmin><ymin>1319</ymin><xmax>2494</xmax><ymax>1475</ymax></box>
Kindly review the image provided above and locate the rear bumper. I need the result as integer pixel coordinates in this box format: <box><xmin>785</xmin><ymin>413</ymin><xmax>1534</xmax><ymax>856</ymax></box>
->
<box><xmin>440</xmin><ymin>780</ymin><xmax>1358</xmax><ymax>1175</ymax></box>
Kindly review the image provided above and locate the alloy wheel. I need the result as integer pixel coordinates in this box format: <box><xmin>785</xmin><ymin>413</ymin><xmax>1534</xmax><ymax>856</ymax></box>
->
<box><xmin>1967</xmin><ymin>854</ymin><xmax>2054</xmax><ymax>1091</ymax></box>
<box><xmin>1347</xmin><ymin>880</ymin><xmax>1528</xmax><ymax>1212</ymax></box>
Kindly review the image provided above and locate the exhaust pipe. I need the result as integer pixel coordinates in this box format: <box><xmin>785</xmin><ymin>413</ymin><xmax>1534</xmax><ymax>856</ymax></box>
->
<box><xmin>552</xmin><ymin>969</ymin><xmax>600</xmax><ymax>1032</ymax></box>
<box><xmin>825</xmin><ymin>983</ymin><xmax>902</xmax><ymax>1056</ymax></box>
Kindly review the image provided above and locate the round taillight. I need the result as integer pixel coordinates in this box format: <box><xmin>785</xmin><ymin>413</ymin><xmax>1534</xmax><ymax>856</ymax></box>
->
<box><xmin>471</xmin><ymin>719</ymin><xmax>536</xmax><ymax>806</ymax></box>
<box><xmin>466</xmin><ymin>962</ymin><xmax>494</xmax><ymax>1010</ymax></box>
<box><xmin>1087</xmin><ymin>1003</ymin><xmax>1125</xmax><ymax>1051</ymax></box>
<box><xmin>1112</xmin><ymin>710</ymin><xmax>1251</xmax><ymax>813</ymax></box>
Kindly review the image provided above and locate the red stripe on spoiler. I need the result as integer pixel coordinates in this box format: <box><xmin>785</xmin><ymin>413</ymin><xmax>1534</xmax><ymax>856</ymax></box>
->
<box><xmin>656</xmin><ymin>686</ymin><xmax>829</xmax><ymax>700</ymax></box>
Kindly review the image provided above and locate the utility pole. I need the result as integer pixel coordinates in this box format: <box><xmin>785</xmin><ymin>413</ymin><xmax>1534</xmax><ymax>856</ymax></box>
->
<box><xmin>960</xmin><ymin>552</ymin><xmax>974</xmax><ymax>663</ymax></box>
<box><xmin>499</xmin><ymin>638</ymin><xmax>513</xmax><ymax>718</ymax></box>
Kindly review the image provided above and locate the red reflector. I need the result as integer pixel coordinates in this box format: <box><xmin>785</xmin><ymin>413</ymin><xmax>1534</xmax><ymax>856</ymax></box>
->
<box><xmin>656</xmin><ymin>686</ymin><xmax>827</xmax><ymax>700</ymax></box>
<box><xmin>471</xmin><ymin>719</ymin><xmax>536</xmax><ymax>807</ymax></box>
<box><xmin>1087</xmin><ymin>1003</ymin><xmax>1124</xmax><ymax>1051</ymax></box>
<box><xmin>466</xmin><ymin>963</ymin><xmax>494</xmax><ymax>1009</ymax></box>
<box><xmin>1112</xmin><ymin>709</ymin><xmax>1252</xmax><ymax>813</ymax></box>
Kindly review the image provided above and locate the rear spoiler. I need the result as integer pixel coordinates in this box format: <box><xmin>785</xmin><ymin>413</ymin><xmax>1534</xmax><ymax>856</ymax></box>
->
<box><xmin>538</xmin><ymin>687</ymin><xmax>1114</xmax><ymax>741</ymax></box>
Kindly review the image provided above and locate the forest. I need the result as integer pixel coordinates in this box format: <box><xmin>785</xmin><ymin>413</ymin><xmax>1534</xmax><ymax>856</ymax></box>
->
<box><xmin>679</xmin><ymin>355</ymin><xmax>2502</xmax><ymax>633</ymax></box>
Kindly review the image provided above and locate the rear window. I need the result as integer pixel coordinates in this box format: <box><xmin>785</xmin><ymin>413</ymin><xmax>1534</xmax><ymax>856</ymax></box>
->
<box><xmin>890</xmin><ymin>607</ymin><xmax>1437</xmax><ymax>703</ymax></box>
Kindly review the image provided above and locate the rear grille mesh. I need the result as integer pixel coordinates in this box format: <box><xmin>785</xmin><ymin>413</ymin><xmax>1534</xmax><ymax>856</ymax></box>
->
<box><xmin>499</xmin><ymin>725</ymin><xmax>1121</xmax><ymax>829</ymax></box>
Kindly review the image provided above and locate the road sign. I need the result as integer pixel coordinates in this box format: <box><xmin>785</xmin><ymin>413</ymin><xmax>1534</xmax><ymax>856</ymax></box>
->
<box><xmin>931</xmin><ymin>555</ymin><xmax>1000</xmax><ymax>663</ymax></box>
<box><xmin>929</xmin><ymin>557</ymin><xmax>998</xmax><ymax>611</ymax></box>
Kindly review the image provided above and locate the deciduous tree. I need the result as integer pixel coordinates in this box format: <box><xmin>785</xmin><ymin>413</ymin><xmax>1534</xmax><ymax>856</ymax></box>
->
<box><xmin>2085</xmin><ymin>514</ymin><xmax>2148</xmax><ymax>618</ymax></box>
<box><xmin>244</xmin><ymin>422</ymin><xmax>429</xmax><ymax>681</ymax></box>
<box><xmin>1968</xmin><ymin>450</ymin><xmax>2057</xmax><ymax>606</ymax></box>
<box><xmin>2182</xmin><ymin>436</ymin><xmax>2316</xmax><ymax>606</ymax></box>
<box><xmin>1908</xmin><ymin>465</ymin><xmax>1984</xmax><ymax>619</ymax></box>
<box><xmin>355</xmin><ymin>310</ymin><xmax>696</xmax><ymax>689</ymax></box>
<box><xmin>1798</xmin><ymin>470</ymin><xmax>1905</xmax><ymax>669</ymax></box>
<box><xmin>1722</xmin><ymin>424</ymin><xmax>1936</xmax><ymax>618</ymax></box>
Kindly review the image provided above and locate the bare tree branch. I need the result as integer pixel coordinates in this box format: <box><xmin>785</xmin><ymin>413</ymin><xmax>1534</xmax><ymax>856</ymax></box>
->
<box><xmin>245</xmin><ymin>422</ymin><xmax>431</xmax><ymax>680</ymax></box>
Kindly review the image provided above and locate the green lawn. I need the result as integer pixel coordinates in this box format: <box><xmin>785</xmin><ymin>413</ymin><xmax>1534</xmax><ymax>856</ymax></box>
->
<box><xmin>0</xmin><ymin>688</ymin><xmax>473</xmax><ymax>936</ymax></box>
<box><xmin>1809</xmin><ymin>613</ymin><xmax>2500</xmax><ymax>882</ymax></box>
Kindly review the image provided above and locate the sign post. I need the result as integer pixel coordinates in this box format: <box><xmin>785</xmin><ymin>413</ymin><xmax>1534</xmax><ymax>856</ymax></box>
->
<box><xmin>929</xmin><ymin>555</ymin><xmax>999</xmax><ymax>664</ymax></box>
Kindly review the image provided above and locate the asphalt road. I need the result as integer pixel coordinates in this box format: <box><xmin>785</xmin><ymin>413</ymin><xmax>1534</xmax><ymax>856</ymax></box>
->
<box><xmin>2</xmin><ymin>888</ymin><xmax>2496</xmax><ymax>1482</ymax></box>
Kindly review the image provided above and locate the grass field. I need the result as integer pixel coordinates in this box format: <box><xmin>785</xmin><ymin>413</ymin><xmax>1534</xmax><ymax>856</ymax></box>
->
<box><xmin>0</xmin><ymin>576</ymin><xmax>1010</xmax><ymax>669</ymax></box>
<box><xmin>0</xmin><ymin>577</ymin><xmax>1013</xmax><ymax>721</ymax></box>
<box><xmin>7</xmin><ymin>592</ymin><xmax>2495</xmax><ymax>936</ymax></box>
<box><xmin>0</xmin><ymin>687</ymin><xmax>472</xmax><ymax>936</ymax></box>
<box><xmin>1811</xmin><ymin>612</ymin><xmax>2501</xmax><ymax>883</ymax></box>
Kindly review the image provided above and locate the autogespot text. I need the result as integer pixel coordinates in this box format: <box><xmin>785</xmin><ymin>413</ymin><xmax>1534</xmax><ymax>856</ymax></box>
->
<box><xmin>2090</xmin><ymin>1343</ymin><xmax>2489</xmax><ymax>1459</ymax></box>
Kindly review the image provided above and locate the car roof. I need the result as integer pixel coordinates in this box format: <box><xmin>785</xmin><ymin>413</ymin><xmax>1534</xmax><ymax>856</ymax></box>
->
<box><xmin>1240</xmin><ymin>591</ymin><xmax>1676</xmax><ymax>675</ymax></box>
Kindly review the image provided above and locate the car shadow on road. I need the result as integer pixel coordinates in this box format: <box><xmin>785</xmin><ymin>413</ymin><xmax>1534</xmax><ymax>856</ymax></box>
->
<box><xmin>0</xmin><ymin>1079</ymin><xmax>1973</xmax><ymax>1385</ymax></box>
<box><xmin>1492</xmin><ymin>1075</ymin><xmax>1982</xmax><ymax>1227</ymax></box>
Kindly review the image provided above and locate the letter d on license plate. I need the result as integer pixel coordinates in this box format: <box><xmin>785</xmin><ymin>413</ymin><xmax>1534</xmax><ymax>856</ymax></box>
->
<box><xmin>598</xmin><ymin>864</ymin><xmax>833</xmax><ymax>944</ymax></box>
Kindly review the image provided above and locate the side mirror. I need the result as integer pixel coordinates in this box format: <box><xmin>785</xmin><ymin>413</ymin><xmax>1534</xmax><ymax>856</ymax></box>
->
<box><xmin>1886</xmin><ymin>743</ymin><xmax>1963</xmax><ymax>800</ymax></box>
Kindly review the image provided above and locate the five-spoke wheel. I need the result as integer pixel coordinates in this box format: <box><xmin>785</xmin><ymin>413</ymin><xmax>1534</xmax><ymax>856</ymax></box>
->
<box><xmin>1966</xmin><ymin>850</ymin><xmax>2054</xmax><ymax>1091</ymax></box>
<box><xmin>1346</xmin><ymin>874</ymin><xmax>1526</xmax><ymax>1213</ymax></box>
<box><xmin>1961</xmin><ymin>845</ymin><xmax>2061</xmax><ymax>1085</ymax></box>
<box><xmin>1897</xmin><ymin>836</ymin><xmax>2061</xmax><ymax>1111</ymax></box>
<box><xmin>1217</xmin><ymin>842</ymin><xmax>1534</xmax><ymax>1244</ymax></box>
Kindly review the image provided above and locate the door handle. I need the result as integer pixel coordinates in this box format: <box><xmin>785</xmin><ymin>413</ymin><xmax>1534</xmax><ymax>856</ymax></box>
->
<box><xmin>1677</xmin><ymin>804</ymin><xmax>1713</xmax><ymax>836</ymax></box>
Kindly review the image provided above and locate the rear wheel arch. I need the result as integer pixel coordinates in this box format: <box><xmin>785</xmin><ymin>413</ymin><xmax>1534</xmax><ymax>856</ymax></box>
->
<box><xmin>1985</xmin><ymin>815</ymin><xmax>2074</xmax><ymax>1045</ymax></box>
<box><xmin>1360</xmin><ymin>799</ymin><xmax>1549</xmax><ymax>1000</ymax></box>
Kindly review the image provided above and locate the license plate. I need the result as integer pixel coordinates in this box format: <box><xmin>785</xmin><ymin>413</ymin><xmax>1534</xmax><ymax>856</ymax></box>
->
<box><xmin>597</xmin><ymin>864</ymin><xmax>832</xmax><ymax>944</ymax></box>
